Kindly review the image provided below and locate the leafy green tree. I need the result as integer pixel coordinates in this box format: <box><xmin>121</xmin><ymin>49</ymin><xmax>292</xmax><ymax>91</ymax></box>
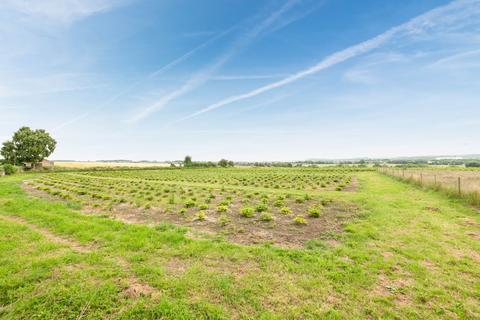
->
<box><xmin>184</xmin><ymin>155</ymin><xmax>192</xmax><ymax>167</ymax></box>
<box><xmin>0</xmin><ymin>141</ymin><xmax>15</xmax><ymax>164</ymax></box>
<box><xmin>1</xmin><ymin>127</ymin><xmax>56</xmax><ymax>165</ymax></box>
<box><xmin>218</xmin><ymin>159</ymin><xmax>234</xmax><ymax>167</ymax></box>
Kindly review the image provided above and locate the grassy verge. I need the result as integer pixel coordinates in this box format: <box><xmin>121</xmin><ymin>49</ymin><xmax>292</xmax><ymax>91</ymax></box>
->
<box><xmin>0</xmin><ymin>173</ymin><xmax>479</xmax><ymax>319</ymax></box>
<box><xmin>379</xmin><ymin>169</ymin><xmax>480</xmax><ymax>206</ymax></box>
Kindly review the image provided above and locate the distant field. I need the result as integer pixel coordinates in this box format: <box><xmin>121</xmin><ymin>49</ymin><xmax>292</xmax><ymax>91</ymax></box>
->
<box><xmin>380</xmin><ymin>167</ymin><xmax>480</xmax><ymax>205</ymax></box>
<box><xmin>54</xmin><ymin>161</ymin><xmax>170</xmax><ymax>168</ymax></box>
<box><xmin>0</xmin><ymin>167</ymin><xmax>478</xmax><ymax>319</ymax></box>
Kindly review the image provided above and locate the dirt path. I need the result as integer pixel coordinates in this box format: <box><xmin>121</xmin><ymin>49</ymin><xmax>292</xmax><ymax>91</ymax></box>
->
<box><xmin>0</xmin><ymin>214</ymin><xmax>91</xmax><ymax>253</ymax></box>
<box><xmin>0</xmin><ymin>214</ymin><xmax>160</xmax><ymax>301</ymax></box>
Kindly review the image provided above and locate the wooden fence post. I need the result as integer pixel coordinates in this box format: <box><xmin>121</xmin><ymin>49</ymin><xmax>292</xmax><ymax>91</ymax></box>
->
<box><xmin>458</xmin><ymin>177</ymin><xmax>461</xmax><ymax>196</ymax></box>
<box><xmin>420</xmin><ymin>173</ymin><xmax>423</xmax><ymax>185</ymax></box>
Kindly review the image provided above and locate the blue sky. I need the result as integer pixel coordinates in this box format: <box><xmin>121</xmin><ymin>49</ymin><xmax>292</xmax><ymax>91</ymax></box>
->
<box><xmin>1</xmin><ymin>0</ymin><xmax>479</xmax><ymax>161</ymax></box>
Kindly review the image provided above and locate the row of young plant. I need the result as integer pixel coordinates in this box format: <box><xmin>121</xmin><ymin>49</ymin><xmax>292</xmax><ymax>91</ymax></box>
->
<box><xmin>77</xmin><ymin>167</ymin><xmax>353</xmax><ymax>192</ymax></box>
<box><xmin>28</xmin><ymin>173</ymin><xmax>336</xmax><ymax>226</ymax></box>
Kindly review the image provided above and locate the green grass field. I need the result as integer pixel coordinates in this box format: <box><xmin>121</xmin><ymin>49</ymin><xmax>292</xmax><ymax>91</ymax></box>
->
<box><xmin>0</xmin><ymin>169</ymin><xmax>479</xmax><ymax>319</ymax></box>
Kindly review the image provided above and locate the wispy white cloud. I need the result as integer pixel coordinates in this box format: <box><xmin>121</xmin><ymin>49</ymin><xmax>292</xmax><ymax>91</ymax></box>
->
<box><xmin>343</xmin><ymin>52</ymin><xmax>412</xmax><ymax>84</ymax></box>
<box><xmin>262</xmin><ymin>0</ymin><xmax>326</xmax><ymax>35</ymax></box>
<box><xmin>0</xmin><ymin>0</ymin><xmax>126</xmax><ymax>24</ymax></box>
<box><xmin>130</xmin><ymin>0</ymin><xmax>305</xmax><ymax>123</ymax></box>
<box><xmin>179</xmin><ymin>0</ymin><xmax>480</xmax><ymax>121</ymax></box>
<box><xmin>150</xmin><ymin>27</ymin><xmax>235</xmax><ymax>78</ymax></box>
<box><xmin>428</xmin><ymin>49</ymin><xmax>480</xmax><ymax>69</ymax></box>
<box><xmin>183</xmin><ymin>31</ymin><xmax>217</xmax><ymax>38</ymax></box>
<box><xmin>50</xmin><ymin>29</ymin><xmax>234</xmax><ymax>132</ymax></box>
<box><xmin>212</xmin><ymin>74</ymin><xmax>288</xmax><ymax>80</ymax></box>
<box><xmin>0</xmin><ymin>73</ymin><xmax>105</xmax><ymax>98</ymax></box>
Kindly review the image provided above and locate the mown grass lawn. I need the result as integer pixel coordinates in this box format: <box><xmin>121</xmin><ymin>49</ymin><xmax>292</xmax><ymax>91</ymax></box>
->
<box><xmin>0</xmin><ymin>172</ymin><xmax>479</xmax><ymax>319</ymax></box>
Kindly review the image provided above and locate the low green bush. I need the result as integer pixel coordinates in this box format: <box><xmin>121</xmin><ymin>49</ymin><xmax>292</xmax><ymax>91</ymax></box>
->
<box><xmin>240</xmin><ymin>207</ymin><xmax>255</xmax><ymax>218</ymax></box>
<box><xmin>195</xmin><ymin>211</ymin><xmax>206</xmax><ymax>221</ymax></box>
<box><xmin>2</xmin><ymin>164</ymin><xmax>16</xmax><ymax>175</ymax></box>
<box><xmin>259</xmin><ymin>212</ymin><xmax>274</xmax><ymax>222</ymax></box>
<box><xmin>293</xmin><ymin>216</ymin><xmax>307</xmax><ymax>225</ymax></box>
<box><xmin>255</xmin><ymin>203</ymin><xmax>268</xmax><ymax>212</ymax></box>
<box><xmin>308</xmin><ymin>206</ymin><xmax>322</xmax><ymax>218</ymax></box>
<box><xmin>184</xmin><ymin>199</ymin><xmax>196</xmax><ymax>208</ymax></box>
<box><xmin>217</xmin><ymin>205</ymin><xmax>228</xmax><ymax>212</ymax></box>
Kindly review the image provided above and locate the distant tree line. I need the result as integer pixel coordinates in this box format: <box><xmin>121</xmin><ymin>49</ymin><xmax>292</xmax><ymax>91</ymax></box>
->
<box><xmin>253</xmin><ymin>162</ymin><xmax>293</xmax><ymax>167</ymax></box>
<box><xmin>182</xmin><ymin>156</ymin><xmax>234</xmax><ymax>168</ymax></box>
<box><xmin>465</xmin><ymin>162</ymin><xmax>480</xmax><ymax>168</ymax></box>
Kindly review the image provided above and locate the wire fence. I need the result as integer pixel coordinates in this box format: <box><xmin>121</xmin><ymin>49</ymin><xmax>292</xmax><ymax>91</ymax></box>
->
<box><xmin>379</xmin><ymin>167</ymin><xmax>480</xmax><ymax>206</ymax></box>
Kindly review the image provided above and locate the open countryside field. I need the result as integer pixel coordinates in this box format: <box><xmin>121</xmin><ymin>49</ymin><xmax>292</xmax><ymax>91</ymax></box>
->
<box><xmin>2</xmin><ymin>0</ymin><xmax>480</xmax><ymax>319</ymax></box>
<box><xmin>25</xmin><ymin>167</ymin><xmax>359</xmax><ymax>247</ymax></box>
<box><xmin>54</xmin><ymin>161</ymin><xmax>170</xmax><ymax>169</ymax></box>
<box><xmin>1</xmin><ymin>167</ymin><xmax>479</xmax><ymax>319</ymax></box>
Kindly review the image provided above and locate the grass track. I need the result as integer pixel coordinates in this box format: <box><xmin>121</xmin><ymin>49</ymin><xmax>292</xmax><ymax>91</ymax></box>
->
<box><xmin>0</xmin><ymin>172</ymin><xmax>479</xmax><ymax>319</ymax></box>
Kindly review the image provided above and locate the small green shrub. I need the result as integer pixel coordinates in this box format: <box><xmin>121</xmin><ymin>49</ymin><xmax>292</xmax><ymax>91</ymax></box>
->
<box><xmin>308</xmin><ymin>206</ymin><xmax>322</xmax><ymax>218</ymax></box>
<box><xmin>195</xmin><ymin>210</ymin><xmax>206</xmax><ymax>221</ymax></box>
<box><xmin>295</xmin><ymin>197</ymin><xmax>304</xmax><ymax>204</ymax></box>
<box><xmin>255</xmin><ymin>203</ymin><xmax>268</xmax><ymax>212</ymax></box>
<box><xmin>219</xmin><ymin>199</ymin><xmax>231</xmax><ymax>206</ymax></box>
<box><xmin>273</xmin><ymin>199</ymin><xmax>284</xmax><ymax>207</ymax></box>
<box><xmin>240</xmin><ymin>207</ymin><xmax>255</xmax><ymax>218</ymax></box>
<box><xmin>3</xmin><ymin>164</ymin><xmax>16</xmax><ymax>175</ymax></box>
<box><xmin>184</xmin><ymin>199</ymin><xmax>196</xmax><ymax>208</ymax></box>
<box><xmin>259</xmin><ymin>213</ymin><xmax>274</xmax><ymax>222</ymax></box>
<box><xmin>199</xmin><ymin>203</ymin><xmax>209</xmax><ymax>210</ymax></box>
<box><xmin>293</xmin><ymin>216</ymin><xmax>307</xmax><ymax>225</ymax></box>
<box><xmin>321</xmin><ymin>199</ymin><xmax>331</xmax><ymax>206</ymax></box>
<box><xmin>280</xmin><ymin>207</ymin><xmax>292</xmax><ymax>215</ymax></box>
<box><xmin>217</xmin><ymin>205</ymin><xmax>228</xmax><ymax>212</ymax></box>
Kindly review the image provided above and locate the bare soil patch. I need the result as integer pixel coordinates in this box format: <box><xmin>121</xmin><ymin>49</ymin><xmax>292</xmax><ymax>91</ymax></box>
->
<box><xmin>342</xmin><ymin>176</ymin><xmax>358</xmax><ymax>192</ymax></box>
<box><xmin>24</xmin><ymin>183</ymin><xmax>358</xmax><ymax>248</ymax></box>
<box><xmin>107</xmin><ymin>199</ymin><xmax>357</xmax><ymax>248</ymax></box>
<box><xmin>466</xmin><ymin>230</ymin><xmax>480</xmax><ymax>240</ymax></box>
<box><xmin>373</xmin><ymin>273</ymin><xmax>414</xmax><ymax>307</ymax></box>
<box><xmin>122</xmin><ymin>281</ymin><xmax>158</xmax><ymax>298</ymax></box>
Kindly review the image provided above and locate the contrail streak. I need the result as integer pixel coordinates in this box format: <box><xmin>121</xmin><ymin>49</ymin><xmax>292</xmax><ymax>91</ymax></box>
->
<box><xmin>51</xmin><ymin>30</ymin><xmax>233</xmax><ymax>132</ymax></box>
<box><xmin>179</xmin><ymin>0</ymin><xmax>477</xmax><ymax>122</ymax></box>
<box><xmin>130</xmin><ymin>0</ymin><xmax>302</xmax><ymax>123</ymax></box>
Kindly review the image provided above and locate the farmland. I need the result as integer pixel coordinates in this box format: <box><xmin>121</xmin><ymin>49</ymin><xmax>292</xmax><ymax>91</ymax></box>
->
<box><xmin>25</xmin><ymin>167</ymin><xmax>360</xmax><ymax>247</ymax></box>
<box><xmin>0</xmin><ymin>167</ymin><xmax>479</xmax><ymax>319</ymax></box>
<box><xmin>53</xmin><ymin>161</ymin><xmax>170</xmax><ymax>169</ymax></box>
